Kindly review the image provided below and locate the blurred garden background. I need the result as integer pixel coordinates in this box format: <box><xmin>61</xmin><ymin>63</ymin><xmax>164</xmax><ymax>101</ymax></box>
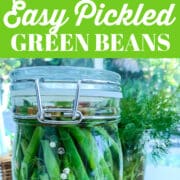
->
<box><xmin>0</xmin><ymin>58</ymin><xmax>180</xmax><ymax>180</ymax></box>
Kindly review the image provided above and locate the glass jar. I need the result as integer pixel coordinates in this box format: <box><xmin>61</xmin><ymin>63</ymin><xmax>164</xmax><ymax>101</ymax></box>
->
<box><xmin>10</xmin><ymin>66</ymin><xmax>123</xmax><ymax>180</ymax></box>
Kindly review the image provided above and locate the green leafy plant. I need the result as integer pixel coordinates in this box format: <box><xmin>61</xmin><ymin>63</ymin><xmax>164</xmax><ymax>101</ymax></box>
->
<box><xmin>120</xmin><ymin>84</ymin><xmax>179</xmax><ymax>179</ymax></box>
<box><xmin>115</xmin><ymin>59</ymin><xmax>180</xmax><ymax>180</ymax></box>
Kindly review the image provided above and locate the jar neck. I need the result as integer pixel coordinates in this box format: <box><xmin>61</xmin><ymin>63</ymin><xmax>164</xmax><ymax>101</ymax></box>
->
<box><xmin>13</xmin><ymin>96</ymin><xmax>120</xmax><ymax>126</ymax></box>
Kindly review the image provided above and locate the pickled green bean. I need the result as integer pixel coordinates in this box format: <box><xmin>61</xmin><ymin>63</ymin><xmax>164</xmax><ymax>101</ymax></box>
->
<box><xmin>30</xmin><ymin>169</ymin><xmax>38</xmax><ymax>180</ymax></box>
<box><xmin>20</xmin><ymin>138</ymin><xmax>28</xmax><ymax>156</ymax></box>
<box><xmin>69</xmin><ymin>127</ymin><xmax>114</xmax><ymax>180</ymax></box>
<box><xmin>69</xmin><ymin>127</ymin><xmax>97</xmax><ymax>170</ymax></box>
<box><xmin>59</xmin><ymin>129</ymin><xmax>89</xmax><ymax>180</ymax></box>
<box><xmin>21</xmin><ymin>125</ymin><xmax>34</xmax><ymax>141</ymax></box>
<box><xmin>20</xmin><ymin>127</ymin><xmax>44</xmax><ymax>179</ymax></box>
<box><xmin>83</xmin><ymin>128</ymin><xmax>114</xmax><ymax>180</ymax></box>
<box><xmin>41</xmin><ymin>140</ymin><xmax>60</xmax><ymax>180</ymax></box>
<box><xmin>94</xmin><ymin>127</ymin><xmax>122</xmax><ymax>179</ymax></box>
<box><xmin>104</xmin><ymin>146</ymin><xmax>113</xmax><ymax>172</ymax></box>
<box><xmin>62</xmin><ymin>154</ymin><xmax>75</xmax><ymax>180</ymax></box>
<box><xmin>39</xmin><ymin>173</ymin><xmax>50</xmax><ymax>180</ymax></box>
<box><xmin>13</xmin><ymin>126</ymin><xmax>23</xmax><ymax>180</ymax></box>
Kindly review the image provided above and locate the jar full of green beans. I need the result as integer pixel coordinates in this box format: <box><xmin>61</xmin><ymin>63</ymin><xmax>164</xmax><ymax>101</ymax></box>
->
<box><xmin>10</xmin><ymin>66</ymin><xmax>123</xmax><ymax>180</ymax></box>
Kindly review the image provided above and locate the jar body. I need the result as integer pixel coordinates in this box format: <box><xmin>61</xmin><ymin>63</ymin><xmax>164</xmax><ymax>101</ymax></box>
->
<box><xmin>10</xmin><ymin>66</ymin><xmax>123</xmax><ymax>180</ymax></box>
<box><xmin>12</xmin><ymin>122</ymin><xmax>123</xmax><ymax>180</ymax></box>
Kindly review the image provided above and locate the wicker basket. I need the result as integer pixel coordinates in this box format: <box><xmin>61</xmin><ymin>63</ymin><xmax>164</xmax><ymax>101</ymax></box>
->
<box><xmin>0</xmin><ymin>155</ymin><xmax>12</xmax><ymax>180</ymax></box>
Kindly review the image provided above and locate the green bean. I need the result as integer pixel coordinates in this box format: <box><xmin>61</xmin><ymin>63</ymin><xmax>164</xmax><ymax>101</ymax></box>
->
<box><xmin>44</xmin><ymin>127</ymin><xmax>61</xmax><ymax>166</ymax></box>
<box><xmin>94</xmin><ymin>127</ymin><xmax>120</xmax><ymax>156</ymax></box>
<box><xmin>30</xmin><ymin>169</ymin><xmax>38</xmax><ymax>180</ymax></box>
<box><xmin>41</xmin><ymin>140</ymin><xmax>60</xmax><ymax>180</ymax></box>
<box><xmin>69</xmin><ymin>127</ymin><xmax>114</xmax><ymax>179</ymax></box>
<box><xmin>62</xmin><ymin>155</ymin><xmax>75</xmax><ymax>180</ymax></box>
<box><xmin>58</xmin><ymin>129</ymin><xmax>89</xmax><ymax>180</ymax></box>
<box><xmin>21</xmin><ymin>125</ymin><xmax>34</xmax><ymax>141</ymax></box>
<box><xmin>39</xmin><ymin>173</ymin><xmax>50</xmax><ymax>180</ymax></box>
<box><xmin>104</xmin><ymin>145</ymin><xmax>113</xmax><ymax>172</ymax></box>
<box><xmin>21</xmin><ymin>138</ymin><xmax>28</xmax><ymax>155</ymax></box>
<box><xmin>69</xmin><ymin>127</ymin><xmax>97</xmax><ymax>170</ymax></box>
<box><xmin>92</xmin><ymin>128</ymin><xmax>113</xmax><ymax>172</ymax></box>
<box><xmin>13</xmin><ymin>126</ymin><xmax>23</xmax><ymax>180</ymax></box>
<box><xmin>20</xmin><ymin>127</ymin><xmax>44</xmax><ymax>179</ymax></box>
<box><xmin>69</xmin><ymin>127</ymin><xmax>102</xmax><ymax>179</ymax></box>
<box><xmin>67</xmin><ymin>171</ymin><xmax>76</xmax><ymax>180</ymax></box>
<box><xmin>94</xmin><ymin>127</ymin><xmax>122</xmax><ymax>179</ymax></box>
<box><xmin>14</xmin><ymin>147</ymin><xmax>23</xmax><ymax>180</ymax></box>
<box><xmin>82</xmin><ymin>128</ymin><xmax>114</xmax><ymax>180</ymax></box>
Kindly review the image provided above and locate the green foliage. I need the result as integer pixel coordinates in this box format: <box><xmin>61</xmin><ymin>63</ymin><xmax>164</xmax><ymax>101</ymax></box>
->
<box><xmin>120</xmin><ymin>83</ymin><xmax>179</xmax><ymax>154</ymax></box>
<box><xmin>115</xmin><ymin>59</ymin><xmax>180</xmax><ymax>179</ymax></box>
<box><xmin>138</xmin><ymin>59</ymin><xmax>180</xmax><ymax>89</ymax></box>
<box><xmin>0</xmin><ymin>59</ymin><xmax>20</xmax><ymax>78</ymax></box>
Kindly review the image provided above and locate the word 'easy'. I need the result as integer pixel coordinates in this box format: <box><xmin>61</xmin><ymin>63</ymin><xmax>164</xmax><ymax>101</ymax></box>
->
<box><xmin>3</xmin><ymin>0</ymin><xmax>176</xmax><ymax>34</ymax></box>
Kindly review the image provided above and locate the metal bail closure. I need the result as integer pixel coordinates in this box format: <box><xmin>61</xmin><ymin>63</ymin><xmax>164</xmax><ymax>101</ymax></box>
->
<box><xmin>34</xmin><ymin>78</ymin><xmax>83</xmax><ymax>125</ymax></box>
